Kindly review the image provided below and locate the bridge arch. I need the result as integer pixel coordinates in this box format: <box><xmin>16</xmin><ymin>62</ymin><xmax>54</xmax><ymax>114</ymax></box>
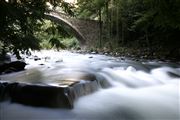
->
<box><xmin>44</xmin><ymin>12</ymin><xmax>86</xmax><ymax>45</ymax></box>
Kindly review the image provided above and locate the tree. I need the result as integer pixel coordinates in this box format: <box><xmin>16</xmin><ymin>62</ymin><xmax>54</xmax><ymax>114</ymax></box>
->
<box><xmin>132</xmin><ymin>0</ymin><xmax>180</xmax><ymax>53</ymax></box>
<box><xmin>76</xmin><ymin>0</ymin><xmax>109</xmax><ymax>47</ymax></box>
<box><xmin>0</xmin><ymin>0</ymin><xmax>75</xmax><ymax>58</ymax></box>
<box><xmin>103</xmin><ymin>0</ymin><xmax>180</xmax><ymax>54</ymax></box>
<box><xmin>0</xmin><ymin>0</ymin><xmax>47</xmax><ymax>58</ymax></box>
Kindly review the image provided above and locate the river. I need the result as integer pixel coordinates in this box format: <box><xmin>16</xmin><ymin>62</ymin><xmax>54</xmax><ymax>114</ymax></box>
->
<box><xmin>0</xmin><ymin>50</ymin><xmax>180</xmax><ymax>120</ymax></box>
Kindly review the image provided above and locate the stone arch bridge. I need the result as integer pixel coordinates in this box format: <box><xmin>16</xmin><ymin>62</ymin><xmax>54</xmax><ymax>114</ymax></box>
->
<box><xmin>45</xmin><ymin>11</ymin><xmax>100</xmax><ymax>47</ymax></box>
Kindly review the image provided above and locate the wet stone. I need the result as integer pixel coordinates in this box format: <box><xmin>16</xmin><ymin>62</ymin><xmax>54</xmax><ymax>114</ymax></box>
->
<box><xmin>0</xmin><ymin>61</ymin><xmax>26</xmax><ymax>74</ymax></box>
<box><xmin>34</xmin><ymin>56</ymin><xmax>41</xmax><ymax>61</ymax></box>
<box><xmin>89</xmin><ymin>56</ymin><xmax>93</xmax><ymax>58</ymax></box>
<box><xmin>0</xmin><ymin>74</ymin><xmax>99</xmax><ymax>109</ymax></box>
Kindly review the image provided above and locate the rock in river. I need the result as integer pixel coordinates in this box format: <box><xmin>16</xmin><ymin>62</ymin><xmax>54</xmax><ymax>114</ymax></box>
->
<box><xmin>0</xmin><ymin>61</ymin><xmax>26</xmax><ymax>74</ymax></box>
<box><xmin>0</xmin><ymin>72</ymin><xmax>99</xmax><ymax>109</ymax></box>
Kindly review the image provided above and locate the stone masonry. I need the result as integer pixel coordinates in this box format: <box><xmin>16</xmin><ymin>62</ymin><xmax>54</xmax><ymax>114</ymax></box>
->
<box><xmin>45</xmin><ymin>11</ymin><xmax>100</xmax><ymax>48</ymax></box>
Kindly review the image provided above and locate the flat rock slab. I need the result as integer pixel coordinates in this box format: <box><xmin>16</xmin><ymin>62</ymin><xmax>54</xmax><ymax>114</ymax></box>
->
<box><xmin>0</xmin><ymin>73</ymin><xmax>99</xmax><ymax>109</ymax></box>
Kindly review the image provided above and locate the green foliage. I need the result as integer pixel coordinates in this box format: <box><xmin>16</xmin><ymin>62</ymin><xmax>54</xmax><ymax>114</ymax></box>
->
<box><xmin>130</xmin><ymin>0</ymin><xmax>180</xmax><ymax>51</ymax></box>
<box><xmin>142</xmin><ymin>0</ymin><xmax>180</xmax><ymax>29</ymax></box>
<box><xmin>49</xmin><ymin>37</ymin><xmax>66</xmax><ymax>50</ymax></box>
<box><xmin>36</xmin><ymin>20</ymin><xmax>79</xmax><ymax>50</ymax></box>
<box><xmin>75</xmin><ymin>0</ymin><xmax>108</xmax><ymax>19</ymax></box>
<box><xmin>1</xmin><ymin>0</ymin><xmax>180</xmax><ymax>59</ymax></box>
<box><xmin>76</xmin><ymin>0</ymin><xmax>180</xmax><ymax>57</ymax></box>
<box><xmin>0</xmin><ymin>0</ymin><xmax>76</xmax><ymax>58</ymax></box>
<box><xmin>62</xmin><ymin>37</ymin><xmax>79</xmax><ymax>49</ymax></box>
<box><xmin>48</xmin><ymin>0</ymin><xmax>75</xmax><ymax>16</ymax></box>
<box><xmin>0</xmin><ymin>0</ymin><xmax>47</xmax><ymax>57</ymax></box>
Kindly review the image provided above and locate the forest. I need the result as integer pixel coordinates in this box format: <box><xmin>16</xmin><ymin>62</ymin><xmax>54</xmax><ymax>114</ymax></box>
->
<box><xmin>0</xmin><ymin>1</ymin><xmax>180</xmax><ymax>119</ymax></box>
<box><xmin>0</xmin><ymin>0</ymin><xmax>180</xmax><ymax>60</ymax></box>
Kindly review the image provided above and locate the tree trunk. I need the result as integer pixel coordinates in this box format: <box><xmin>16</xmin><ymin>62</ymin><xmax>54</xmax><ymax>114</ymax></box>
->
<box><xmin>99</xmin><ymin>9</ymin><xmax>102</xmax><ymax>48</ymax></box>
<box><xmin>116</xmin><ymin>7</ymin><xmax>119</xmax><ymax>47</ymax></box>
<box><xmin>121</xmin><ymin>21</ymin><xmax>124</xmax><ymax>45</ymax></box>
<box><xmin>145</xmin><ymin>29</ymin><xmax>150</xmax><ymax>47</ymax></box>
<box><xmin>105</xmin><ymin>1</ymin><xmax>110</xmax><ymax>41</ymax></box>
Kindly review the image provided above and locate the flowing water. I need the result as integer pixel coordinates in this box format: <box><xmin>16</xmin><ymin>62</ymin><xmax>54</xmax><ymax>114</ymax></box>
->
<box><xmin>0</xmin><ymin>50</ymin><xmax>180</xmax><ymax>120</ymax></box>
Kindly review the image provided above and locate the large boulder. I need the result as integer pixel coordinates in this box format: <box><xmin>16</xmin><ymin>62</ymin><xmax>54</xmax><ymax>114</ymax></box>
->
<box><xmin>0</xmin><ymin>61</ymin><xmax>26</xmax><ymax>74</ymax></box>
<box><xmin>0</xmin><ymin>73</ymin><xmax>99</xmax><ymax>108</ymax></box>
<box><xmin>9</xmin><ymin>83</ymin><xmax>74</xmax><ymax>108</ymax></box>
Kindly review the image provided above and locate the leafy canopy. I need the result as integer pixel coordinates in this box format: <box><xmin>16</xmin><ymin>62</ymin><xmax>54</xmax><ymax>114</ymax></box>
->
<box><xmin>0</xmin><ymin>0</ymin><xmax>74</xmax><ymax>58</ymax></box>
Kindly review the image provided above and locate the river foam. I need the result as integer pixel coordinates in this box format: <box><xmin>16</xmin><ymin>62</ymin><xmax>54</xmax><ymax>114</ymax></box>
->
<box><xmin>0</xmin><ymin>50</ymin><xmax>179</xmax><ymax>120</ymax></box>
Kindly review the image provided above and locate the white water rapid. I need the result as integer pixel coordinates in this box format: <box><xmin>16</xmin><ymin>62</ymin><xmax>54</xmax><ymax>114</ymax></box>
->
<box><xmin>0</xmin><ymin>50</ymin><xmax>179</xmax><ymax>120</ymax></box>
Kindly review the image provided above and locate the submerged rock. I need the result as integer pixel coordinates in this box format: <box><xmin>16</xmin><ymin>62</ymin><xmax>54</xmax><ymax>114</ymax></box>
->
<box><xmin>0</xmin><ymin>61</ymin><xmax>26</xmax><ymax>74</ymax></box>
<box><xmin>0</xmin><ymin>82</ymin><xmax>9</xmax><ymax>101</ymax></box>
<box><xmin>34</xmin><ymin>56</ymin><xmax>41</xmax><ymax>61</ymax></box>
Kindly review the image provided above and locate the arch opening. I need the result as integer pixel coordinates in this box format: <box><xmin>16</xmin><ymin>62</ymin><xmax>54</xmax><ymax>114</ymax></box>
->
<box><xmin>44</xmin><ymin>12</ymin><xmax>87</xmax><ymax>46</ymax></box>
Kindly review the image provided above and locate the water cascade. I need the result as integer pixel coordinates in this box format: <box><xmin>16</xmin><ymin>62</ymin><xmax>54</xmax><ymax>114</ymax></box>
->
<box><xmin>0</xmin><ymin>50</ymin><xmax>179</xmax><ymax>120</ymax></box>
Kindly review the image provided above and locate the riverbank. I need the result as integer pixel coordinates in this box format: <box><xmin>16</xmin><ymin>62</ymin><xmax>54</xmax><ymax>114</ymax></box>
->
<box><xmin>71</xmin><ymin>47</ymin><xmax>180</xmax><ymax>63</ymax></box>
